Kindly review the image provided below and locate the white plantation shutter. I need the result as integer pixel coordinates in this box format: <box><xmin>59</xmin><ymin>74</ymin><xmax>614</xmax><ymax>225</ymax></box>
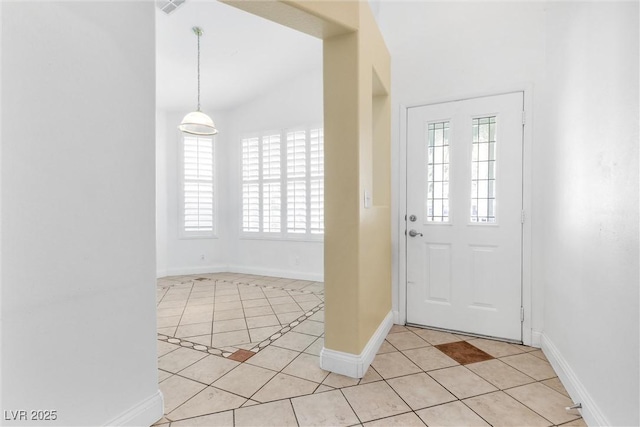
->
<box><xmin>242</xmin><ymin>183</ymin><xmax>260</xmax><ymax>232</ymax></box>
<box><xmin>310</xmin><ymin>129</ymin><xmax>324</xmax><ymax>234</ymax></box>
<box><xmin>183</xmin><ymin>135</ymin><xmax>214</xmax><ymax>235</ymax></box>
<box><xmin>242</xmin><ymin>137</ymin><xmax>259</xmax><ymax>181</ymax></box>
<box><xmin>262</xmin><ymin>134</ymin><xmax>281</xmax><ymax>233</ymax></box>
<box><xmin>287</xmin><ymin>131</ymin><xmax>307</xmax><ymax>233</ymax></box>
<box><xmin>262</xmin><ymin>182</ymin><xmax>281</xmax><ymax>232</ymax></box>
<box><xmin>262</xmin><ymin>134</ymin><xmax>281</xmax><ymax>180</ymax></box>
<box><xmin>241</xmin><ymin>127</ymin><xmax>323</xmax><ymax>237</ymax></box>
<box><xmin>242</xmin><ymin>137</ymin><xmax>260</xmax><ymax>232</ymax></box>
<box><xmin>287</xmin><ymin>180</ymin><xmax>307</xmax><ymax>233</ymax></box>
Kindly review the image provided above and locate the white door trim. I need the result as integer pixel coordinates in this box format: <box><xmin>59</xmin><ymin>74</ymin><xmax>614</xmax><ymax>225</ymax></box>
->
<box><xmin>396</xmin><ymin>86</ymin><xmax>535</xmax><ymax>346</ymax></box>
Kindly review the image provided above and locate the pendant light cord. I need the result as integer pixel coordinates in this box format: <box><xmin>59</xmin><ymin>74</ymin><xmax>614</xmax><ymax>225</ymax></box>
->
<box><xmin>197</xmin><ymin>29</ymin><xmax>201</xmax><ymax>112</ymax></box>
<box><xmin>179</xmin><ymin>26</ymin><xmax>217</xmax><ymax>136</ymax></box>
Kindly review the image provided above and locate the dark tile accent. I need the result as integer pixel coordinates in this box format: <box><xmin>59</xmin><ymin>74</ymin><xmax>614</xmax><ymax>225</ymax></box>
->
<box><xmin>435</xmin><ymin>341</ymin><xmax>494</xmax><ymax>365</ymax></box>
<box><xmin>228</xmin><ymin>349</ymin><xmax>256</xmax><ymax>362</ymax></box>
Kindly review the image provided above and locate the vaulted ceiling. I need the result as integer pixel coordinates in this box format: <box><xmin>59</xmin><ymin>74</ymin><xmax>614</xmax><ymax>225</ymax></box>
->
<box><xmin>156</xmin><ymin>0</ymin><xmax>323</xmax><ymax>112</ymax></box>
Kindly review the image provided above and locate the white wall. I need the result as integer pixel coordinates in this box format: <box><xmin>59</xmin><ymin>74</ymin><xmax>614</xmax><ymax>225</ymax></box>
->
<box><xmin>379</xmin><ymin>1</ymin><xmax>639</xmax><ymax>424</ymax></box>
<box><xmin>156</xmin><ymin>111</ymin><xmax>169</xmax><ymax>277</ymax></box>
<box><xmin>226</xmin><ymin>68</ymin><xmax>324</xmax><ymax>281</ymax></box>
<box><xmin>539</xmin><ymin>3</ymin><xmax>639</xmax><ymax>426</ymax></box>
<box><xmin>378</xmin><ymin>1</ymin><xmax>547</xmax><ymax>337</ymax></box>
<box><xmin>156</xmin><ymin>109</ymin><xmax>231</xmax><ymax>277</ymax></box>
<box><xmin>1</xmin><ymin>2</ymin><xmax>161</xmax><ymax>425</ymax></box>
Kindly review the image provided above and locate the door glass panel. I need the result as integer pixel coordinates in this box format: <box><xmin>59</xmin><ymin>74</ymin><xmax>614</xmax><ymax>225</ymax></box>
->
<box><xmin>427</xmin><ymin>121</ymin><xmax>450</xmax><ymax>222</ymax></box>
<box><xmin>471</xmin><ymin>117</ymin><xmax>496</xmax><ymax>223</ymax></box>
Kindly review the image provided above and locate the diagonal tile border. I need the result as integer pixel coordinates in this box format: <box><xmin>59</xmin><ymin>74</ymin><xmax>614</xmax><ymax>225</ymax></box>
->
<box><xmin>158</xmin><ymin>275</ymin><xmax>325</xmax><ymax>296</ymax></box>
<box><xmin>157</xmin><ymin>275</ymin><xmax>325</xmax><ymax>360</ymax></box>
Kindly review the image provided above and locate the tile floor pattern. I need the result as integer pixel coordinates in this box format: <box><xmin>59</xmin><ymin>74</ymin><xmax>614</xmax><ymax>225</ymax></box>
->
<box><xmin>156</xmin><ymin>274</ymin><xmax>585</xmax><ymax>427</ymax></box>
<box><xmin>156</xmin><ymin>273</ymin><xmax>325</xmax><ymax>356</ymax></box>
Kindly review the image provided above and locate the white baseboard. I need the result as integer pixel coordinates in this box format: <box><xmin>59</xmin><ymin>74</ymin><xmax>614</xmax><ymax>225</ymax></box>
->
<box><xmin>531</xmin><ymin>329</ymin><xmax>543</xmax><ymax>348</ymax></box>
<box><xmin>227</xmin><ymin>264</ymin><xmax>323</xmax><ymax>282</ymax></box>
<box><xmin>104</xmin><ymin>389</ymin><xmax>164</xmax><ymax>427</ymax></box>
<box><xmin>541</xmin><ymin>333</ymin><xmax>609</xmax><ymax>427</ymax></box>
<box><xmin>319</xmin><ymin>311</ymin><xmax>393</xmax><ymax>378</ymax></box>
<box><xmin>160</xmin><ymin>265</ymin><xmax>227</xmax><ymax>278</ymax></box>
<box><xmin>157</xmin><ymin>265</ymin><xmax>323</xmax><ymax>282</ymax></box>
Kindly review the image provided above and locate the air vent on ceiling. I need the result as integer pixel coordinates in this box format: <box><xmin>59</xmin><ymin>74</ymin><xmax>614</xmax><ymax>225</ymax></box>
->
<box><xmin>158</xmin><ymin>0</ymin><xmax>186</xmax><ymax>15</ymax></box>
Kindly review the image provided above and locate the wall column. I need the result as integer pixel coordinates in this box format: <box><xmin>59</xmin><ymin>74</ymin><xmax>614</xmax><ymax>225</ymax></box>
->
<box><xmin>224</xmin><ymin>0</ymin><xmax>392</xmax><ymax>377</ymax></box>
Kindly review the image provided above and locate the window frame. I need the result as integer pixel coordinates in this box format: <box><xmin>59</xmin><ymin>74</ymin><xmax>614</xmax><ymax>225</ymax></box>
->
<box><xmin>178</xmin><ymin>133</ymin><xmax>218</xmax><ymax>239</ymax></box>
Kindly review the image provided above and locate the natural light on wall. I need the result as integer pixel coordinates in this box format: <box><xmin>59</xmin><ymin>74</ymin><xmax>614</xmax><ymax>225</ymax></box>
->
<box><xmin>242</xmin><ymin>127</ymin><xmax>324</xmax><ymax>238</ymax></box>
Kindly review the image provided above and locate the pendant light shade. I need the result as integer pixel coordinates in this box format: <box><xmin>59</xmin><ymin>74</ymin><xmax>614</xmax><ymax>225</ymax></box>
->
<box><xmin>179</xmin><ymin>26</ymin><xmax>218</xmax><ymax>136</ymax></box>
<box><xmin>179</xmin><ymin>111</ymin><xmax>218</xmax><ymax>135</ymax></box>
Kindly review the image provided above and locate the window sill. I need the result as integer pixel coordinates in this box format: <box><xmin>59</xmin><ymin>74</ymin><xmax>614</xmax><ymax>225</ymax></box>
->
<box><xmin>179</xmin><ymin>234</ymin><xmax>219</xmax><ymax>240</ymax></box>
<box><xmin>239</xmin><ymin>234</ymin><xmax>323</xmax><ymax>243</ymax></box>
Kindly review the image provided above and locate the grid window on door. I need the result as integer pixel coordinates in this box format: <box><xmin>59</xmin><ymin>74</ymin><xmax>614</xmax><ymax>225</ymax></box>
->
<box><xmin>471</xmin><ymin>116</ymin><xmax>497</xmax><ymax>223</ymax></box>
<box><xmin>183</xmin><ymin>135</ymin><xmax>215</xmax><ymax>236</ymax></box>
<box><xmin>426</xmin><ymin>121</ymin><xmax>450</xmax><ymax>222</ymax></box>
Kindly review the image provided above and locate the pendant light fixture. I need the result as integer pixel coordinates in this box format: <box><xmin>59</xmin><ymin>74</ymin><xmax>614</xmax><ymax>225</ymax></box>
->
<box><xmin>179</xmin><ymin>26</ymin><xmax>218</xmax><ymax>136</ymax></box>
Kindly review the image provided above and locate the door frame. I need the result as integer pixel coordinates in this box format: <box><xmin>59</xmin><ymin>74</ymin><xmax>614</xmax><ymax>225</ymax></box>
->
<box><xmin>396</xmin><ymin>86</ymin><xmax>535</xmax><ymax>346</ymax></box>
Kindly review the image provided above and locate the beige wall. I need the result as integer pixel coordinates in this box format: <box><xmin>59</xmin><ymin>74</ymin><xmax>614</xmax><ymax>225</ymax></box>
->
<box><xmin>225</xmin><ymin>0</ymin><xmax>392</xmax><ymax>355</ymax></box>
<box><xmin>354</xmin><ymin>4</ymin><xmax>391</xmax><ymax>353</ymax></box>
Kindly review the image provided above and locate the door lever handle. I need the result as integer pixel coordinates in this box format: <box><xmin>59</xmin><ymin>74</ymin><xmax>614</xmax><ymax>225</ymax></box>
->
<box><xmin>408</xmin><ymin>229</ymin><xmax>423</xmax><ymax>237</ymax></box>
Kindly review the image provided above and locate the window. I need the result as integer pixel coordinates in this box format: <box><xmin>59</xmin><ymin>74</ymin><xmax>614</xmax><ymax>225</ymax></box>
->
<box><xmin>182</xmin><ymin>135</ymin><xmax>215</xmax><ymax>237</ymax></box>
<box><xmin>309</xmin><ymin>129</ymin><xmax>324</xmax><ymax>234</ymax></box>
<box><xmin>470</xmin><ymin>116</ymin><xmax>497</xmax><ymax>223</ymax></box>
<box><xmin>262</xmin><ymin>134</ymin><xmax>282</xmax><ymax>233</ymax></box>
<box><xmin>242</xmin><ymin>127</ymin><xmax>324</xmax><ymax>238</ymax></box>
<box><xmin>426</xmin><ymin>121</ymin><xmax>450</xmax><ymax>222</ymax></box>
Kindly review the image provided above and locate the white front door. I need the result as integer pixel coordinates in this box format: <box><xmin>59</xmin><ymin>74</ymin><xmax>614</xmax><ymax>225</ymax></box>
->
<box><xmin>406</xmin><ymin>92</ymin><xmax>524</xmax><ymax>341</ymax></box>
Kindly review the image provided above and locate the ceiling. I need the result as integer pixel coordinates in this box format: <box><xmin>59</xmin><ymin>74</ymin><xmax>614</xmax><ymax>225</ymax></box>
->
<box><xmin>156</xmin><ymin>0</ymin><xmax>323</xmax><ymax>112</ymax></box>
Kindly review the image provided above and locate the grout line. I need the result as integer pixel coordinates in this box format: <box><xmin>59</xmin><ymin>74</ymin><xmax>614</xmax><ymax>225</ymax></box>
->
<box><xmin>287</xmin><ymin>398</ymin><xmax>301</xmax><ymax>427</ymax></box>
<box><xmin>338</xmin><ymin>388</ymin><xmax>363</xmax><ymax>426</ymax></box>
<box><xmin>171</xmin><ymin>280</ymin><xmax>196</xmax><ymax>341</ymax></box>
<box><xmin>459</xmin><ymin>395</ymin><xmax>504</xmax><ymax>426</ymax></box>
<box><xmin>358</xmin><ymin>364</ymin><xmax>380</xmax><ymax>385</ymax></box>
<box><xmin>232</xmin><ymin>403</ymin><xmax>236</xmax><ymax>426</ymax></box>
<box><xmin>500</xmin><ymin>383</ymin><xmax>578</xmax><ymax>425</ymax></box>
<box><xmin>160</xmin><ymin>379</ymin><xmax>208</xmax><ymax>420</ymax></box>
<box><xmin>380</xmin><ymin>374</ymin><xmax>418</xmax><ymax>413</ymax></box>
<box><xmin>235</xmin><ymin>279</ymin><xmax>252</xmax><ymax>347</ymax></box>
<box><xmin>496</xmin><ymin>353</ymin><xmax>554</xmax><ymax>382</ymax></box>
<box><xmin>362</xmin><ymin>410</ymin><xmax>422</xmax><ymax>426</ymax></box>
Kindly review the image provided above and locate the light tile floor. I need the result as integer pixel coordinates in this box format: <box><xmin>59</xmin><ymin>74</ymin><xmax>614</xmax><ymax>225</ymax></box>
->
<box><xmin>156</xmin><ymin>273</ymin><xmax>585</xmax><ymax>427</ymax></box>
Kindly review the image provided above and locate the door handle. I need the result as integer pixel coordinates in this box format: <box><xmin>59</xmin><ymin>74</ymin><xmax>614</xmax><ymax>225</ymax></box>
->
<box><xmin>408</xmin><ymin>229</ymin><xmax>423</xmax><ymax>237</ymax></box>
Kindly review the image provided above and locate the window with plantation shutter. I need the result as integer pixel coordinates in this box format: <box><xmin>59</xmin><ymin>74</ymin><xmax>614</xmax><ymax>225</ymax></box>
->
<box><xmin>287</xmin><ymin>130</ymin><xmax>307</xmax><ymax>233</ymax></box>
<box><xmin>310</xmin><ymin>128</ymin><xmax>324</xmax><ymax>234</ymax></box>
<box><xmin>262</xmin><ymin>134</ymin><xmax>281</xmax><ymax>233</ymax></box>
<box><xmin>241</xmin><ymin>126</ymin><xmax>323</xmax><ymax>238</ymax></box>
<box><xmin>242</xmin><ymin>137</ymin><xmax>260</xmax><ymax>232</ymax></box>
<box><xmin>182</xmin><ymin>135</ymin><xmax>215</xmax><ymax>237</ymax></box>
